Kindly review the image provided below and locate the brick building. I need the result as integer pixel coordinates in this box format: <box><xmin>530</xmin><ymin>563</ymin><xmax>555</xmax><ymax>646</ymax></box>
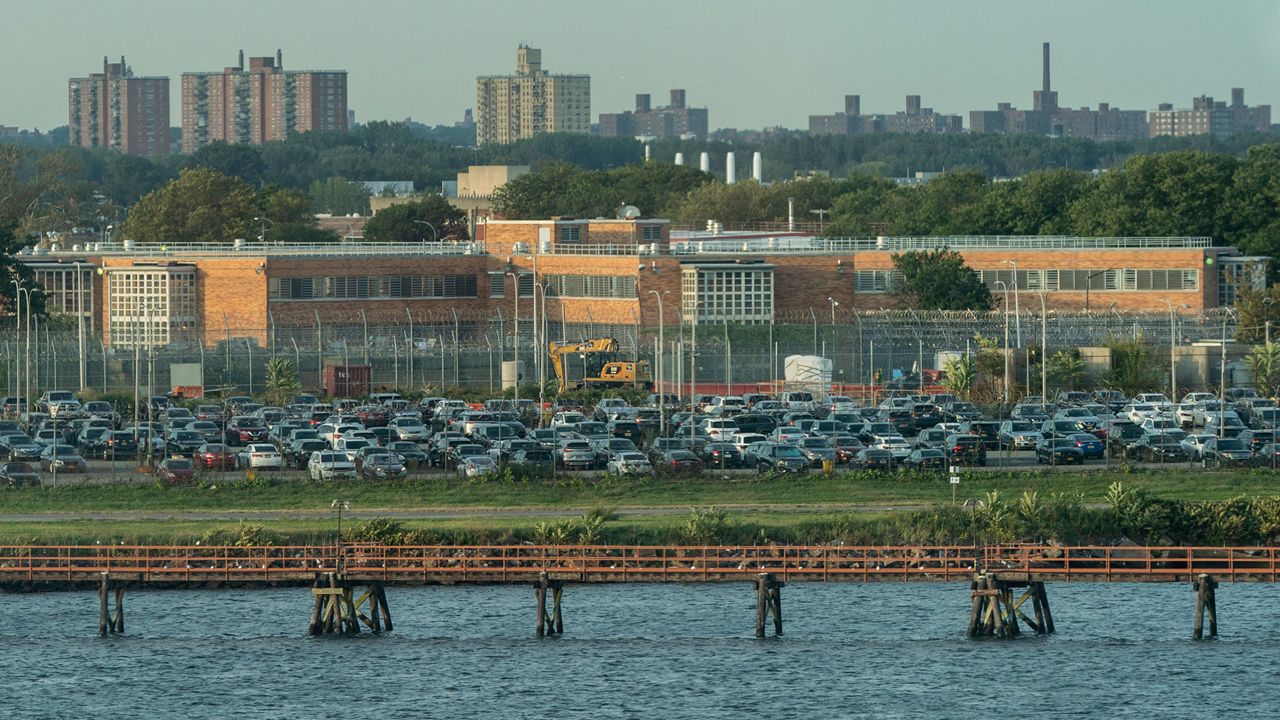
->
<box><xmin>598</xmin><ymin>89</ymin><xmax>709</xmax><ymax>139</ymax></box>
<box><xmin>68</xmin><ymin>56</ymin><xmax>170</xmax><ymax>156</ymax></box>
<box><xmin>475</xmin><ymin>46</ymin><xmax>590</xmax><ymax>146</ymax></box>
<box><xmin>19</xmin><ymin>227</ymin><xmax>1262</xmax><ymax>351</ymax></box>
<box><xmin>808</xmin><ymin>94</ymin><xmax>962</xmax><ymax>136</ymax></box>
<box><xmin>181</xmin><ymin>50</ymin><xmax>347</xmax><ymax>153</ymax></box>
<box><xmin>1149</xmin><ymin>89</ymin><xmax>1272</xmax><ymax>138</ymax></box>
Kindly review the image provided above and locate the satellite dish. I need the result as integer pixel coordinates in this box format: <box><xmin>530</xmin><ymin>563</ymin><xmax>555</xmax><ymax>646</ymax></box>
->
<box><xmin>617</xmin><ymin>204</ymin><xmax>642</xmax><ymax>220</ymax></box>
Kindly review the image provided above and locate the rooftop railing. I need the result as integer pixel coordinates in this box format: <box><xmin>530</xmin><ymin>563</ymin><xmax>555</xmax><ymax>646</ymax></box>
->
<box><xmin>24</xmin><ymin>240</ymin><xmax>485</xmax><ymax>258</ymax></box>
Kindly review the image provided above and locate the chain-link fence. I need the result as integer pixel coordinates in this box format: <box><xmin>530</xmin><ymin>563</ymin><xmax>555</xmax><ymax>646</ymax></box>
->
<box><xmin>0</xmin><ymin>309</ymin><xmax>1242</xmax><ymax>399</ymax></box>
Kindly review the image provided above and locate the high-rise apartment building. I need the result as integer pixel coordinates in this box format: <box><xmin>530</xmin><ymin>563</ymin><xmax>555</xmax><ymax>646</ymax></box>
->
<box><xmin>181</xmin><ymin>50</ymin><xmax>347</xmax><ymax>153</ymax></box>
<box><xmin>68</xmin><ymin>56</ymin><xmax>170</xmax><ymax>156</ymax></box>
<box><xmin>808</xmin><ymin>94</ymin><xmax>962</xmax><ymax>136</ymax></box>
<box><xmin>969</xmin><ymin>43</ymin><xmax>1147</xmax><ymax>141</ymax></box>
<box><xmin>1148</xmin><ymin>90</ymin><xmax>1271</xmax><ymax>138</ymax></box>
<box><xmin>475</xmin><ymin>46</ymin><xmax>590</xmax><ymax>146</ymax></box>
<box><xmin>598</xmin><ymin>89</ymin><xmax>709</xmax><ymax>139</ymax></box>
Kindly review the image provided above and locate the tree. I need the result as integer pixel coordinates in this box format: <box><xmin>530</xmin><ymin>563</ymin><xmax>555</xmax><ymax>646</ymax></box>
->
<box><xmin>186</xmin><ymin>142</ymin><xmax>266</xmax><ymax>186</ymax></box>
<box><xmin>891</xmin><ymin>249</ymin><xmax>992</xmax><ymax>311</ymax></box>
<box><xmin>1246</xmin><ymin>344</ymin><xmax>1280</xmax><ymax>399</ymax></box>
<box><xmin>362</xmin><ymin>195</ymin><xmax>468</xmax><ymax>243</ymax></box>
<box><xmin>309</xmin><ymin>176</ymin><xmax>371</xmax><ymax>215</ymax></box>
<box><xmin>122</xmin><ymin>168</ymin><xmax>260</xmax><ymax>245</ymax></box>
<box><xmin>1045</xmin><ymin>349</ymin><xmax>1086</xmax><ymax>391</ymax></box>
<box><xmin>944</xmin><ymin>355</ymin><xmax>976</xmax><ymax>400</ymax></box>
<box><xmin>1233</xmin><ymin>285</ymin><xmax>1280</xmax><ymax>342</ymax></box>
<box><xmin>263</xmin><ymin>356</ymin><xmax>301</xmax><ymax>407</ymax></box>
<box><xmin>1106</xmin><ymin>340</ymin><xmax>1161</xmax><ymax>395</ymax></box>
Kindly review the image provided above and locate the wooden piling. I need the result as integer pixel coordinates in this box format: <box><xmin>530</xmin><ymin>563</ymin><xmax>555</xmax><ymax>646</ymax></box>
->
<box><xmin>1193</xmin><ymin>574</ymin><xmax>1218</xmax><ymax>640</ymax></box>
<box><xmin>535</xmin><ymin>572</ymin><xmax>548</xmax><ymax>638</ymax></box>
<box><xmin>308</xmin><ymin>574</ymin><xmax>324</xmax><ymax>636</ymax></box>
<box><xmin>754</xmin><ymin>573</ymin><xmax>783</xmax><ymax>638</ymax></box>
<box><xmin>98</xmin><ymin>573</ymin><xmax>124</xmax><ymax>636</ymax></box>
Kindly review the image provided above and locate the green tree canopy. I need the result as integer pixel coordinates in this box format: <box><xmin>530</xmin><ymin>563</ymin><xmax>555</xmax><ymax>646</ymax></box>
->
<box><xmin>121</xmin><ymin>168</ymin><xmax>261</xmax><ymax>245</ymax></box>
<box><xmin>891</xmin><ymin>249</ymin><xmax>992</xmax><ymax>311</ymax></box>
<box><xmin>309</xmin><ymin>176</ymin><xmax>371</xmax><ymax>215</ymax></box>
<box><xmin>362</xmin><ymin>195</ymin><xmax>469</xmax><ymax>243</ymax></box>
<box><xmin>186</xmin><ymin>142</ymin><xmax>266</xmax><ymax>186</ymax></box>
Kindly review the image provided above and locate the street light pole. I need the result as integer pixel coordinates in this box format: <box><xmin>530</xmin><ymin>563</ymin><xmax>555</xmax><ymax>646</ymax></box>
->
<box><xmin>1039</xmin><ymin>293</ymin><xmax>1048</xmax><ymax>407</ymax></box>
<box><xmin>1002</xmin><ymin>260</ymin><xmax>1021</xmax><ymax>347</ymax></box>
<box><xmin>75</xmin><ymin>262</ymin><xmax>86</xmax><ymax>391</ymax></box>
<box><xmin>648</xmin><ymin>290</ymin><xmax>669</xmax><ymax>435</ymax></box>
<box><xmin>253</xmin><ymin>216</ymin><xmax>274</xmax><ymax>244</ymax></box>
<box><xmin>1165</xmin><ymin>300</ymin><xmax>1189</xmax><ymax>402</ymax></box>
<box><xmin>507</xmin><ymin>271</ymin><xmax>519</xmax><ymax>404</ymax></box>
<box><xmin>995</xmin><ymin>281</ymin><xmax>1011</xmax><ymax>402</ymax></box>
<box><xmin>10</xmin><ymin>281</ymin><xmax>22</xmax><ymax>411</ymax></box>
<box><xmin>809</xmin><ymin>306</ymin><xmax>818</xmax><ymax>354</ymax></box>
<box><xmin>412</xmin><ymin>220</ymin><xmax>438</xmax><ymax>243</ymax></box>
<box><xmin>827</xmin><ymin>297</ymin><xmax>838</xmax><ymax>326</ymax></box>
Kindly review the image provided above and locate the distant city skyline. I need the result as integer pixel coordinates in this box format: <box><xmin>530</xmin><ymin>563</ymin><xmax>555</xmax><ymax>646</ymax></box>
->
<box><xmin>6</xmin><ymin>0</ymin><xmax>1280</xmax><ymax>132</ymax></box>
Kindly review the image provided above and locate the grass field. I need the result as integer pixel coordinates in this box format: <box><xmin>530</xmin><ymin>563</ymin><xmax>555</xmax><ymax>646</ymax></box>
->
<box><xmin>1</xmin><ymin>468</ymin><xmax>1276</xmax><ymax>516</ymax></box>
<box><xmin>1</xmin><ymin>467</ymin><xmax>1277</xmax><ymax>546</ymax></box>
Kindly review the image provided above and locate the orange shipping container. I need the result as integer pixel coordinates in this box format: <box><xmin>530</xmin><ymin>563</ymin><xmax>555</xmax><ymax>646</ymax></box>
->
<box><xmin>323</xmin><ymin>365</ymin><xmax>371</xmax><ymax>398</ymax></box>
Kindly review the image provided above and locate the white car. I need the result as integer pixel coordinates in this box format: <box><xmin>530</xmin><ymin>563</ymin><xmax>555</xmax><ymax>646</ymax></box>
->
<box><xmin>389</xmin><ymin>419</ymin><xmax>429</xmax><ymax>442</ymax></box>
<box><xmin>705</xmin><ymin>396</ymin><xmax>748</xmax><ymax>416</ymax></box>
<box><xmin>1180</xmin><ymin>433</ymin><xmax>1214</xmax><ymax>459</ymax></box>
<box><xmin>308</xmin><ymin>451</ymin><xmax>356</xmax><ymax>481</ymax></box>
<box><xmin>779</xmin><ymin>391</ymin><xmax>816</xmax><ymax>413</ymax></box>
<box><xmin>873</xmin><ymin>434</ymin><xmax>913</xmax><ymax>459</ymax></box>
<box><xmin>607</xmin><ymin>451</ymin><xmax>652</xmax><ymax>476</ymax></box>
<box><xmin>1133</xmin><ymin>393</ymin><xmax>1172</xmax><ymax>406</ymax></box>
<box><xmin>731</xmin><ymin>432</ymin><xmax>768</xmax><ymax>454</ymax></box>
<box><xmin>334</xmin><ymin>437</ymin><xmax>372</xmax><ymax>462</ymax></box>
<box><xmin>701</xmin><ymin>418</ymin><xmax>740</xmax><ymax>442</ymax></box>
<box><xmin>771</xmin><ymin>427</ymin><xmax>808</xmax><ymax>445</ymax></box>
<box><xmin>1174</xmin><ymin>403</ymin><xmax>1199</xmax><ymax>428</ymax></box>
<box><xmin>237</xmin><ymin>443</ymin><xmax>283</xmax><ymax>470</ymax></box>
<box><xmin>552</xmin><ymin>411</ymin><xmax>588</xmax><ymax>428</ymax></box>
<box><xmin>1124</xmin><ymin>404</ymin><xmax>1162</xmax><ymax>424</ymax></box>
<box><xmin>1141</xmin><ymin>417</ymin><xmax>1180</xmax><ymax>435</ymax></box>
<box><xmin>1180</xmin><ymin>392</ymin><xmax>1217</xmax><ymax>405</ymax></box>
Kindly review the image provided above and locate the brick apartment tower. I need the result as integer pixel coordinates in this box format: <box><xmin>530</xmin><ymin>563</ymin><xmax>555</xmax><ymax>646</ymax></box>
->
<box><xmin>68</xmin><ymin>56</ymin><xmax>170</xmax><ymax>156</ymax></box>
<box><xmin>475</xmin><ymin>46</ymin><xmax>591</xmax><ymax>145</ymax></box>
<box><xmin>181</xmin><ymin>50</ymin><xmax>347</xmax><ymax>153</ymax></box>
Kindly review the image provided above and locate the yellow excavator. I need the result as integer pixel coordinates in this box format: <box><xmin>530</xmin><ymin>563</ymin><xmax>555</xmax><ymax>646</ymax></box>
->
<box><xmin>548</xmin><ymin>337</ymin><xmax>653</xmax><ymax>393</ymax></box>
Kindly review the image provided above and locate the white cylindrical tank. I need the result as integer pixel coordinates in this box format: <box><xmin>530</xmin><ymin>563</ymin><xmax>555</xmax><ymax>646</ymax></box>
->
<box><xmin>644</xmin><ymin>144</ymin><xmax>651</xmax><ymax>162</ymax></box>
<box><xmin>752</xmin><ymin>152</ymin><xmax>762</xmax><ymax>182</ymax></box>
<box><xmin>674</xmin><ymin>152</ymin><xmax>685</xmax><ymax>166</ymax></box>
<box><xmin>501</xmin><ymin>360</ymin><xmax>526</xmax><ymax>390</ymax></box>
<box><xmin>699</xmin><ymin>152</ymin><xmax>710</xmax><ymax>173</ymax></box>
<box><xmin>726</xmin><ymin>152</ymin><xmax>736</xmax><ymax>184</ymax></box>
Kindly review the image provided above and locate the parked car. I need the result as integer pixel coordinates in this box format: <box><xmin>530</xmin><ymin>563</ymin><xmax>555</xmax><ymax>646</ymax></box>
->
<box><xmin>387</xmin><ymin>441</ymin><xmax>429</xmax><ymax>469</ymax></box>
<box><xmin>155</xmin><ymin>457</ymin><xmax>196</xmax><ymax>484</ymax></box>
<box><xmin>0</xmin><ymin>461</ymin><xmax>39</xmax><ymax>486</ymax></box>
<box><xmin>1200</xmin><ymin>437</ymin><xmax>1254</xmax><ymax>468</ymax></box>
<box><xmin>699</xmin><ymin>442</ymin><xmax>744</xmax><ymax>469</ymax></box>
<box><xmin>1125</xmin><ymin>434</ymin><xmax>1188</xmax><ymax>463</ymax></box>
<box><xmin>944</xmin><ymin>434</ymin><xmax>987</xmax><ymax>466</ymax></box>
<box><xmin>653</xmin><ymin>448</ymin><xmax>703</xmax><ymax>473</ymax></box>
<box><xmin>308</xmin><ymin>451</ymin><xmax>357</xmax><ymax>482</ymax></box>
<box><xmin>237</xmin><ymin>443</ymin><xmax>283</xmax><ymax>470</ymax></box>
<box><xmin>360</xmin><ymin>453</ymin><xmax>407</xmax><ymax>481</ymax></box>
<box><xmin>746</xmin><ymin>442</ymin><xmax>807</xmax><ymax>474</ymax></box>
<box><xmin>39</xmin><ymin>444</ymin><xmax>86</xmax><ymax>473</ymax></box>
<box><xmin>903</xmin><ymin>448</ymin><xmax>947</xmax><ymax>470</ymax></box>
<box><xmin>193</xmin><ymin>443</ymin><xmax>238</xmax><ymax>470</ymax></box>
<box><xmin>1066</xmin><ymin>433</ymin><xmax>1104</xmax><ymax>459</ymax></box>
<box><xmin>1035</xmin><ymin>438</ymin><xmax>1084</xmax><ymax>465</ymax></box>
<box><xmin>457</xmin><ymin>455</ymin><xmax>500</xmax><ymax>479</ymax></box>
<box><xmin>607</xmin><ymin>451</ymin><xmax>653</xmax><ymax>476</ymax></box>
<box><xmin>997</xmin><ymin>421</ymin><xmax>1042</xmax><ymax>450</ymax></box>
<box><xmin>796</xmin><ymin>436</ymin><xmax>838</xmax><ymax>467</ymax></box>
<box><xmin>1180</xmin><ymin>433</ymin><xmax>1215</xmax><ymax>461</ymax></box>
<box><xmin>853</xmin><ymin>448</ymin><xmax>896</xmax><ymax>471</ymax></box>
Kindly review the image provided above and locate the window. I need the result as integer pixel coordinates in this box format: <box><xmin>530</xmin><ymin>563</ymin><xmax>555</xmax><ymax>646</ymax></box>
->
<box><xmin>854</xmin><ymin>270</ymin><xmax>899</xmax><ymax>293</ymax></box>
<box><xmin>488</xmin><ymin>272</ymin><xmax>505</xmax><ymax>298</ymax></box>
<box><xmin>558</xmin><ymin>225</ymin><xmax>580</xmax><ymax>242</ymax></box>
<box><xmin>544</xmin><ymin>274</ymin><xmax>637</xmax><ymax>299</ymax></box>
<box><xmin>268</xmin><ymin>274</ymin><xmax>477</xmax><ymax>301</ymax></box>
<box><xmin>641</xmin><ymin>225</ymin><xmax>662</xmax><ymax>241</ymax></box>
<box><xmin>681</xmin><ymin>265</ymin><xmax>774</xmax><ymax>325</ymax></box>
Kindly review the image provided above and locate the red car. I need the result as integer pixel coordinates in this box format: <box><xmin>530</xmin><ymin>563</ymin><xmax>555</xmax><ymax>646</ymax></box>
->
<box><xmin>192</xmin><ymin>443</ymin><xmax>237</xmax><ymax>470</ymax></box>
<box><xmin>156</xmin><ymin>457</ymin><xmax>196</xmax><ymax>485</ymax></box>
<box><xmin>355</xmin><ymin>406</ymin><xmax>387</xmax><ymax>428</ymax></box>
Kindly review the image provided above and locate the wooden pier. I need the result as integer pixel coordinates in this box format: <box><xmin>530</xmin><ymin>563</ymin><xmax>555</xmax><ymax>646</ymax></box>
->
<box><xmin>1</xmin><ymin>544</ymin><xmax>1279</xmax><ymax>587</ymax></box>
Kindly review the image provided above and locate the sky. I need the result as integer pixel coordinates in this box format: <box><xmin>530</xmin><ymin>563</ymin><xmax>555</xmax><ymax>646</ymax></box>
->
<box><xmin>5</xmin><ymin>0</ymin><xmax>1280</xmax><ymax>132</ymax></box>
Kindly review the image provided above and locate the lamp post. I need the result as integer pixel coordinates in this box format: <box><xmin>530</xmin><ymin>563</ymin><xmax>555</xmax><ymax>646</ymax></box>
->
<box><xmin>253</xmin><ymin>216</ymin><xmax>274</xmax><ymax>244</ymax></box>
<box><xmin>809</xmin><ymin>306</ymin><xmax>818</xmax><ymax>354</ymax></box>
<box><xmin>827</xmin><ymin>297</ymin><xmax>838</xmax><ymax>326</ymax></box>
<box><xmin>74</xmin><ymin>261</ymin><xmax>87</xmax><ymax>391</ymax></box>
<box><xmin>1165</xmin><ymin>300</ymin><xmax>1189</xmax><ymax>401</ymax></box>
<box><xmin>331</xmin><ymin>499</ymin><xmax>349</xmax><ymax>573</ymax></box>
<box><xmin>1085</xmin><ymin>268</ymin><xmax>1115</xmax><ymax>312</ymax></box>
<box><xmin>10</xmin><ymin>281</ymin><xmax>23</xmax><ymax>410</ymax></box>
<box><xmin>1038</xmin><ymin>293</ymin><xmax>1048</xmax><ymax>408</ymax></box>
<box><xmin>1264</xmin><ymin>297</ymin><xmax>1277</xmax><ymax>345</ymax></box>
<box><xmin>995</xmin><ymin>281</ymin><xmax>1011</xmax><ymax>402</ymax></box>
<box><xmin>412</xmin><ymin>220</ymin><xmax>438</xmax><ymax>243</ymax></box>
<box><xmin>1001</xmin><ymin>260</ymin><xmax>1021</xmax><ymax>347</ymax></box>
<box><xmin>507</xmin><ymin>271</ymin><xmax>520</xmax><ymax>404</ymax></box>
<box><xmin>1219</xmin><ymin>309</ymin><xmax>1235</xmax><ymax>437</ymax></box>
<box><xmin>648</xmin><ymin>289</ymin><xmax>670</xmax><ymax>435</ymax></box>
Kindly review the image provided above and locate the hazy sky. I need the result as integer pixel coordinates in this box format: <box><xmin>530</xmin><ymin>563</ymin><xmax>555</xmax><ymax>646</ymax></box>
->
<box><xmin>6</xmin><ymin>0</ymin><xmax>1280</xmax><ymax>131</ymax></box>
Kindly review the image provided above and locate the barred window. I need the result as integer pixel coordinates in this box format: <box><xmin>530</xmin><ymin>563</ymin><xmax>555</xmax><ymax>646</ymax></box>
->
<box><xmin>543</xmin><ymin>274</ymin><xmax>637</xmax><ymax>299</ymax></box>
<box><xmin>558</xmin><ymin>226</ymin><xmax>581</xmax><ymax>242</ymax></box>
<box><xmin>268</xmin><ymin>274</ymin><xmax>477</xmax><ymax>300</ymax></box>
<box><xmin>641</xmin><ymin>225</ymin><xmax>662</xmax><ymax>241</ymax></box>
<box><xmin>854</xmin><ymin>270</ymin><xmax>900</xmax><ymax>293</ymax></box>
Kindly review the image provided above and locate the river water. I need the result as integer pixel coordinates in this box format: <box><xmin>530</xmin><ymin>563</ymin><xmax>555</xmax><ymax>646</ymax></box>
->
<box><xmin>2</xmin><ymin>582</ymin><xmax>1277</xmax><ymax>719</ymax></box>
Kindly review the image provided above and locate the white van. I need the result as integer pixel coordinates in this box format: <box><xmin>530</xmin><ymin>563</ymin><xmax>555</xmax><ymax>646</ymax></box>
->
<box><xmin>779</xmin><ymin>391</ymin><xmax>816</xmax><ymax>412</ymax></box>
<box><xmin>701</xmin><ymin>418</ymin><xmax>741</xmax><ymax>441</ymax></box>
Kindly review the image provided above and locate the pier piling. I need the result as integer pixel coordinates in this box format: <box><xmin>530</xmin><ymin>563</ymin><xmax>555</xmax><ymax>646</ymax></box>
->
<box><xmin>97</xmin><ymin>573</ymin><xmax>124</xmax><ymax>636</ymax></box>
<box><xmin>1193</xmin><ymin>574</ymin><xmax>1218</xmax><ymax>640</ymax></box>
<box><xmin>755</xmin><ymin>573</ymin><xmax>784</xmax><ymax>638</ymax></box>
<box><xmin>968</xmin><ymin>573</ymin><xmax>1053</xmax><ymax>638</ymax></box>
<box><xmin>535</xmin><ymin>572</ymin><xmax>564</xmax><ymax>637</ymax></box>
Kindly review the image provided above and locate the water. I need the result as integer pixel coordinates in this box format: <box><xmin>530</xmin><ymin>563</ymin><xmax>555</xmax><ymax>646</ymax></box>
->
<box><xmin>2</xmin><ymin>582</ymin><xmax>1278</xmax><ymax>719</ymax></box>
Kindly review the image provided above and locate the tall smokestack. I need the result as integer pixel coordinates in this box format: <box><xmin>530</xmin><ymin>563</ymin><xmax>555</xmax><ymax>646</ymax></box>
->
<box><xmin>674</xmin><ymin>152</ymin><xmax>685</xmax><ymax>166</ymax></box>
<box><xmin>238</xmin><ymin>49</ymin><xmax>244</xmax><ymax>69</ymax></box>
<box><xmin>1042</xmin><ymin>42</ymin><xmax>1051</xmax><ymax>95</ymax></box>
<box><xmin>725</xmin><ymin>152</ymin><xmax>736</xmax><ymax>184</ymax></box>
<box><xmin>752</xmin><ymin>152</ymin><xmax>762</xmax><ymax>182</ymax></box>
<box><xmin>699</xmin><ymin>152</ymin><xmax>710</xmax><ymax>173</ymax></box>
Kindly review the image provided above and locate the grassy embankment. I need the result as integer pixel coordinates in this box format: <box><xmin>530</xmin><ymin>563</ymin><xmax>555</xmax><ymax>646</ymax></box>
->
<box><xmin>1</xmin><ymin>468</ymin><xmax>1277</xmax><ymax>546</ymax></box>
